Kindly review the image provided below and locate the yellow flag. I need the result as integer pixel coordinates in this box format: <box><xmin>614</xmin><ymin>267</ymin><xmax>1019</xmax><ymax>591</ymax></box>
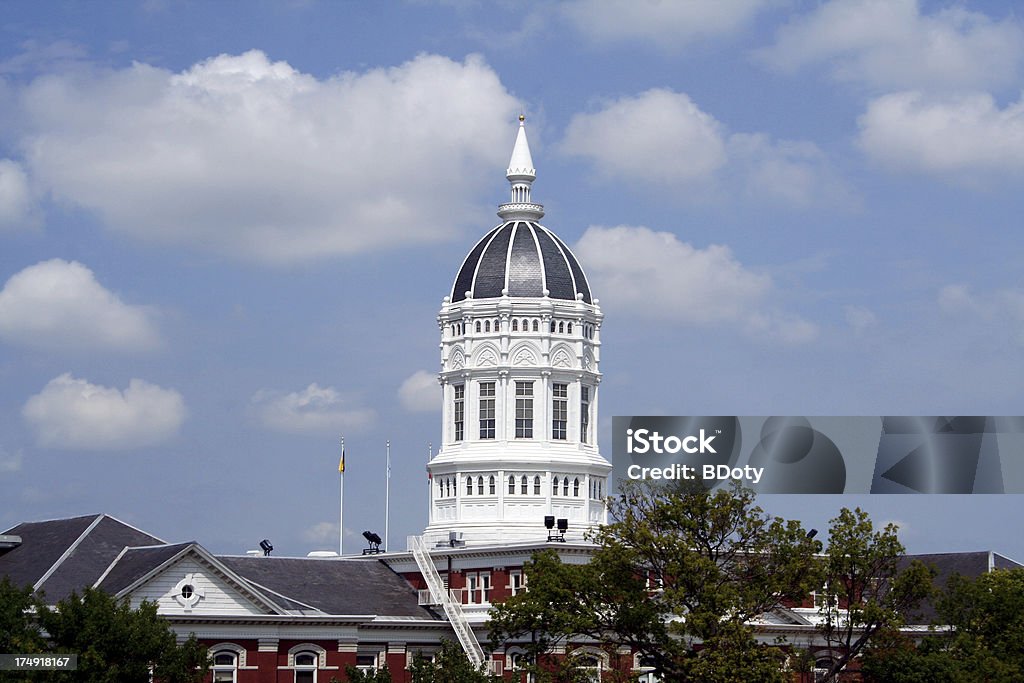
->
<box><xmin>339</xmin><ymin>448</ymin><xmax>345</xmax><ymax>473</ymax></box>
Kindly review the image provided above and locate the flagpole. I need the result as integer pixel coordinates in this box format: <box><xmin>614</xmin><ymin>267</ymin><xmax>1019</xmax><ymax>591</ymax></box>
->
<box><xmin>427</xmin><ymin>442</ymin><xmax>433</xmax><ymax>525</ymax></box>
<box><xmin>344</xmin><ymin>436</ymin><xmax>348</xmax><ymax>557</ymax></box>
<box><xmin>385</xmin><ymin>439</ymin><xmax>391</xmax><ymax>552</ymax></box>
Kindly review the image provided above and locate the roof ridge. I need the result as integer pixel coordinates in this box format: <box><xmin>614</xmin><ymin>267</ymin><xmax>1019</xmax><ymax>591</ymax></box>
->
<box><xmin>33</xmin><ymin>513</ymin><xmax>105</xmax><ymax>592</ymax></box>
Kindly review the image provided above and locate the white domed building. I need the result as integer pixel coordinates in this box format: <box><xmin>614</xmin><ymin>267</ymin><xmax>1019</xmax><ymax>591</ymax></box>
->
<box><xmin>425</xmin><ymin>117</ymin><xmax>611</xmax><ymax>546</ymax></box>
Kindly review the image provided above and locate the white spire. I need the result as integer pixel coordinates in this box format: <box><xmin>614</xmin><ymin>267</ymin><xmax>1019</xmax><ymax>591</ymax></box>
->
<box><xmin>498</xmin><ymin>115</ymin><xmax>544</xmax><ymax>221</ymax></box>
<box><xmin>507</xmin><ymin>115</ymin><xmax>535</xmax><ymax>180</ymax></box>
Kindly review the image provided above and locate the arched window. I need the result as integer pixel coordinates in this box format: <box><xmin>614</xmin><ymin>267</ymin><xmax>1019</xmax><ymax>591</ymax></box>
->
<box><xmin>512</xmin><ymin>319</ymin><xmax>519</xmax><ymax>332</ymax></box>
<box><xmin>212</xmin><ymin>651</ymin><xmax>238</xmax><ymax>683</ymax></box>
<box><xmin>534</xmin><ymin>475</ymin><xmax>541</xmax><ymax>495</ymax></box>
<box><xmin>532</xmin><ymin>320</ymin><xmax>539</xmax><ymax>332</ymax></box>
<box><xmin>466</xmin><ymin>476</ymin><xmax>473</xmax><ymax>495</ymax></box>
<box><xmin>558</xmin><ymin>321</ymin><xmax>565</xmax><ymax>334</ymax></box>
<box><xmin>475</xmin><ymin>321</ymin><xmax>481</xmax><ymax>333</ymax></box>
<box><xmin>550</xmin><ymin>321</ymin><xmax>556</xmax><ymax>333</ymax></box>
<box><xmin>484</xmin><ymin>320</ymin><xmax>491</xmax><ymax>332</ymax></box>
<box><xmin>477</xmin><ymin>476</ymin><xmax>484</xmax><ymax>495</ymax></box>
<box><xmin>438</xmin><ymin>479</ymin><xmax>444</xmax><ymax>497</ymax></box>
<box><xmin>508</xmin><ymin>475</ymin><xmax>516</xmax><ymax>494</ymax></box>
<box><xmin>563</xmin><ymin>478</ymin><xmax>570</xmax><ymax>496</ymax></box>
<box><xmin>294</xmin><ymin>651</ymin><xmax>318</xmax><ymax>683</ymax></box>
<box><xmin>520</xmin><ymin>475</ymin><xmax>528</xmax><ymax>495</ymax></box>
<box><xmin>488</xmin><ymin>475</ymin><xmax>495</xmax><ymax>495</ymax></box>
<box><xmin>573</xmin><ymin>478</ymin><xmax>580</xmax><ymax>497</ymax></box>
<box><xmin>552</xmin><ymin>477</ymin><xmax>559</xmax><ymax>496</ymax></box>
<box><xmin>567</xmin><ymin>322</ymin><xmax>573</xmax><ymax>334</ymax></box>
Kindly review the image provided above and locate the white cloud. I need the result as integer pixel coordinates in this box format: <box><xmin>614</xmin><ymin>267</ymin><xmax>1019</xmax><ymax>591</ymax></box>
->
<box><xmin>938</xmin><ymin>284</ymin><xmax>1024</xmax><ymax>344</ymax></box>
<box><xmin>761</xmin><ymin>0</ymin><xmax>1024</xmax><ymax>91</ymax></box>
<box><xmin>22</xmin><ymin>373</ymin><xmax>186</xmax><ymax>450</ymax></box>
<box><xmin>0</xmin><ymin>159</ymin><xmax>38</xmax><ymax>231</ymax></box>
<box><xmin>858</xmin><ymin>91</ymin><xmax>1024</xmax><ymax>175</ymax></box>
<box><xmin>727</xmin><ymin>133</ymin><xmax>855</xmax><ymax>208</ymax></box>
<box><xmin>0</xmin><ymin>259</ymin><xmax>160</xmax><ymax>352</ymax></box>
<box><xmin>562</xmin><ymin>89</ymin><xmax>726</xmax><ymax>186</ymax></box>
<box><xmin>15</xmin><ymin>50</ymin><xmax>518</xmax><ymax>264</ymax></box>
<box><xmin>398</xmin><ymin>370</ymin><xmax>439</xmax><ymax>413</ymax></box>
<box><xmin>574</xmin><ymin>225</ymin><xmax>817</xmax><ymax>343</ymax></box>
<box><xmin>252</xmin><ymin>383</ymin><xmax>375</xmax><ymax>435</ymax></box>
<box><xmin>0</xmin><ymin>446</ymin><xmax>23</xmax><ymax>473</ymax></box>
<box><xmin>303</xmin><ymin>521</ymin><xmax>340</xmax><ymax>544</ymax></box>
<box><xmin>561</xmin><ymin>89</ymin><xmax>849</xmax><ymax>206</ymax></box>
<box><xmin>562</xmin><ymin>0</ymin><xmax>770</xmax><ymax>49</ymax></box>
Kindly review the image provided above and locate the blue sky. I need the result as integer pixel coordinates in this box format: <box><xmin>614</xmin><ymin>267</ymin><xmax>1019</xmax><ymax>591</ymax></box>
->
<box><xmin>2</xmin><ymin>0</ymin><xmax>1023</xmax><ymax>559</ymax></box>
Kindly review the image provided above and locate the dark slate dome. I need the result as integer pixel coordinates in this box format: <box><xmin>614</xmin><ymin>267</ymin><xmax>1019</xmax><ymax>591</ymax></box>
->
<box><xmin>451</xmin><ymin>221</ymin><xmax>592</xmax><ymax>303</ymax></box>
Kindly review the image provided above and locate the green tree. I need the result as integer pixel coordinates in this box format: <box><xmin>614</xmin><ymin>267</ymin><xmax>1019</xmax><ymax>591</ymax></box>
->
<box><xmin>816</xmin><ymin>508</ymin><xmax>934</xmax><ymax>682</ymax></box>
<box><xmin>489</xmin><ymin>480</ymin><xmax>822</xmax><ymax>682</ymax></box>
<box><xmin>407</xmin><ymin>640</ymin><xmax>494</xmax><ymax>683</ymax></box>
<box><xmin>37</xmin><ymin>587</ymin><xmax>208</xmax><ymax>683</ymax></box>
<box><xmin>0</xmin><ymin>578</ymin><xmax>46</xmax><ymax>656</ymax></box>
<box><xmin>338</xmin><ymin>664</ymin><xmax>392</xmax><ymax>683</ymax></box>
<box><xmin>862</xmin><ymin>568</ymin><xmax>1024</xmax><ymax>683</ymax></box>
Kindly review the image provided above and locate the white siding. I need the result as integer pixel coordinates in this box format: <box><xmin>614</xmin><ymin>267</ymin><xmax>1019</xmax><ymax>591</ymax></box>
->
<box><xmin>128</xmin><ymin>555</ymin><xmax>271</xmax><ymax>615</ymax></box>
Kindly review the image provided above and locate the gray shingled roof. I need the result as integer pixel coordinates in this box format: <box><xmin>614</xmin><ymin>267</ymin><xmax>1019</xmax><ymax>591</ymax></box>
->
<box><xmin>220</xmin><ymin>555</ymin><xmax>437</xmax><ymax>618</ymax></box>
<box><xmin>94</xmin><ymin>542</ymin><xmax>195</xmax><ymax>595</ymax></box>
<box><xmin>0</xmin><ymin>514</ymin><xmax>163</xmax><ymax>601</ymax></box>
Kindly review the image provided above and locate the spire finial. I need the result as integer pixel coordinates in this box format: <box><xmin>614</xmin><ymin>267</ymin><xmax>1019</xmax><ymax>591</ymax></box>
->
<box><xmin>498</xmin><ymin>117</ymin><xmax>544</xmax><ymax>220</ymax></box>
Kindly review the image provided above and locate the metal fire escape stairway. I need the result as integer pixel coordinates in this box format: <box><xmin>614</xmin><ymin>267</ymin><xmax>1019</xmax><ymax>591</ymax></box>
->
<box><xmin>409</xmin><ymin>535</ymin><xmax>485</xmax><ymax>668</ymax></box>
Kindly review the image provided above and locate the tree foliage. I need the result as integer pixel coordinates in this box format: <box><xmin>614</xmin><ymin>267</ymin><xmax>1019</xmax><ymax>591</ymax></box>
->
<box><xmin>489</xmin><ymin>479</ymin><xmax>823</xmax><ymax>681</ymax></box>
<box><xmin>817</xmin><ymin>508</ymin><xmax>934</xmax><ymax>682</ymax></box>
<box><xmin>0</xmin><ymin>582</ymin><xmax>207</xmax><ymax>683</ymax></box>
<box><xmin>407</xmin><ymin>640</ymin><xmax>494</xmax><ymax>683</ymax></box>
<box><xmin>862</xmin><ymin>568</ymin><xmax>1024</xmax><ymax>683</ymax></box>
<box><xmin>338</xmin><ymin>664</ymin><xmax>392</xmax><ymax>683</ymax></box>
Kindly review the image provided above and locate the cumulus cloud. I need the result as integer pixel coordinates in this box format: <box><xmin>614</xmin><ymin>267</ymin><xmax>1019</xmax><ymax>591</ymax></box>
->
<box><xmin>0</xmin><ymin>259</ymin><xmax>159</xmax><ymax>352</ymax></box>
<box><xmin>398</xmin><ymin>370</ymin><xmax>439</xmax><ymax>413</ymax></box>
<box><xmin>938</xmin><ymin>284</ymin><xmax>1024</xmax><ymax>344</ymax></box>
<box><xmin>252</xmin><ymin>383</ymin><xmax>375</xmax><ymax>435</ymax></box>
<box><xmin>761</xmin><ymin>0</ymin><xmax>1024</xmax><ymax>91</ymax></box>
<box><xmin>561</xmin><ymin>89</ymin><xmax>849</xmax><ymax>206</ymax></box>
<box><xmin>562</xmin><ymin>0</ymin><xmax>770</xmax><ymax>49</ymax></box>
<box><xmin>22</xmin><ymin>373</ymin><xmax>186</xmax><ymax>450</ymax></box>
<box><xmin>0</xmin><ymin>159</ymin><xmax>38</xmax><ymax>231</ymax></box>
<box><xmin>858</xmin><ymin>91</ymin><xmax>1024</xmax><ymax>175</ymax></box>
<box><xmin>14</xmin><ymin>50</ymin><xmax>518</xmax><ymax>264</ymax></box>
<box><xmin>574</xmin><ymin>225</ymin><xmax>817</xmax><ymax>343</ymax></box>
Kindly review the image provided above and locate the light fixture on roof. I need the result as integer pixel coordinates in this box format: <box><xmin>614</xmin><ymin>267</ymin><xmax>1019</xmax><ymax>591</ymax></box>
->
<box><xmin>362</xmin><ymin>531</ymin><xmax>383</xmax><ymax>555</ymax></box>
<box><xmin>259</xmin><ymin>539</ymin><xmax>273</xmax><ymax>556</ymax></box>
<box><xmin>545</xmin><ymin>516</ymin><xmax>567</xmax><ymax>543</ymax></box>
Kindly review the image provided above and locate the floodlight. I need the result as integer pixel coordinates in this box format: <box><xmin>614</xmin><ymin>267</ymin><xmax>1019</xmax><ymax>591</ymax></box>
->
<box><xmin>259</xmin><ymin>539</ymin><xmax>273</xmax><ymax>556</ymax></box>
<box><xmin>544</xmin><ymin>515</ymin><xmax>555</xmax><ymax>530</ymax></box>
<box><xmin>557</xmin><ymin>518</ymin><xmax>568</xmax><ymax>532</ymax></box>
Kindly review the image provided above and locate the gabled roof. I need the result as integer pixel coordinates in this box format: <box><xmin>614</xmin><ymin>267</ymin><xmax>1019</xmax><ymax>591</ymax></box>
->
<box><xmin>220</xmin><ymin>555</ymin><xmax>436</xmax><ymax>618</ymax></box>
<box><xmin>901</xmin><ymin>551</ymin><xmax>1023</xmax><ymax>624</ymax></box>
<box><xmin>0</xmin><ymin>514</ymin><xmax>163</xmax><ymax>602</ymax></box>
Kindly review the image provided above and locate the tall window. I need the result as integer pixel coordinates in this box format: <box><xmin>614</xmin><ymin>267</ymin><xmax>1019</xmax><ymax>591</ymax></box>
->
<box><xmin>453</xmin><ymin>384</ymin><xmax>464</xmax><ymax>441</ymax></box>
<box><xmin>212</xmin><ymin>652</ymin><xmax>238</xmax><ymax>683</ymax></box>
<box><xmin>294</xmin><ymin>652</ymin><xmax>318</xmax><ymax>683</ymax></box>
<box><xmin>534</xmin><ymin>475</ymin><xmax>541</xmax><ymax>495</ymax></box>
<box><xmin>479</xmin><ymin>382</ymin><xmax>495</xmax><ymax>439</ymax></box>
<box><xmin>508</xmin><ymin>475</ymin><xmax>515</xmax><ymax>494</ymax></box>
<box><xmin>477</xmin><ymin>476</ymin><xmax>484</xmax><ymax>495</ymax></box>
<box><xmin>509</xmin><ymin>570</ymin><xmax>526</xmax><ymax>596</ymax></box>
<box><xmin>580</xmin><ymin>386</ymin><xmax>591</xmax><ymax>444</ymax></box>
<box><xmin>521</xmin><ymin>475</ymin><xmax>528</xmax><ymax>495</ymax></box>
<box><xmin>466</xmin><ymin>572</ymin><xmax>492</xmax><ymax>604</ymax></box>
<box><xmin>573</xmin><ymin>478</ymin><xmax>580</xmax><ymax>497</ymax></box>
<box><xmin>552</xmin><ymin>383</ymin><xmax>567</xmax><ymax>440</ymax></box>
<box><xmin>466</xmin><ymin>476</ymin><xmax>473</xmax><ymax>495</ymax></box>
<box><xmin>515</xmin><ymin>381</ymin><xmax>534</xmax><ymax>438</ymax></box>
<box><xmin>488</xmin><ymin>475</ymin><xmax>495</xmax><ymax>495</ymax></box>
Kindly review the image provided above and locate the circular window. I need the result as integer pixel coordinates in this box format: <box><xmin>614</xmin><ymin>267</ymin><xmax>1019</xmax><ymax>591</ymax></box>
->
<box><xmin>181</xmin><ymin>584</ymin><xmax>194</xmax><ymax>599</ymax></box>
